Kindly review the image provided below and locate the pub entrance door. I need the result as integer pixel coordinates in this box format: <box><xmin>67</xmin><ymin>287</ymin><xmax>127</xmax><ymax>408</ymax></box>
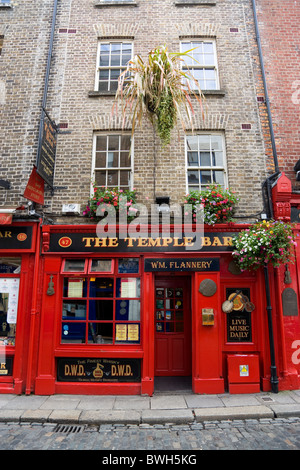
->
<box><xmin>154</xmin><ymin>277</ymin><xmax>191</xmax><ymax>379</ymax></box>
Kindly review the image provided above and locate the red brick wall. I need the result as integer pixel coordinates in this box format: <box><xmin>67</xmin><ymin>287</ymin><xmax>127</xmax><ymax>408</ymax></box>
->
<box><xmin>255</xmin><ymin>0</ymin><xmax>300</xmax><ymax>186</ymax></box>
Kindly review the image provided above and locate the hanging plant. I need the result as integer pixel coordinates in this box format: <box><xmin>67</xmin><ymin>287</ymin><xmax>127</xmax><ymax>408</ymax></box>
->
<box><xmin>232</xmin><ymin>220</ymin><xmax>297</xmax><ymax>271</ymax></box>
<box><xmin>184</xmin><ymin>184</ymin><xmax>239</xmax><ymax>225</ymax></box>
<box><xmin>114</xmin><ymin>45</ymin><xmax>204</xmax><ymax>146</ymax></box>
<box><xmin>83</xmin><ymin>186</ymin><xmax>138</xmax><ymax>221</ymax></box>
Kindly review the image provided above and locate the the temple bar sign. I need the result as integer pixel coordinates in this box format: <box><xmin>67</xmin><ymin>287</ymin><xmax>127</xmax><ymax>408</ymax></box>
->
<box><xmin>145</xmin><ymin>258</ymin><xmax>220</xmax><ymax>272</ymax></box>
<box><xmin>49</xmin><ymin>232</ymin><xmax>236</xmax><ymax>252</ymax></box>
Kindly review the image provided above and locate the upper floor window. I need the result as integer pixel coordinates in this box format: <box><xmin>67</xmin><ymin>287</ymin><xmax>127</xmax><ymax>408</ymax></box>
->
<box><xmin>186</xmin><ymin>133</ymin><xmax>227</xmax><ymax>192</ymax></box>
<box><xmin>96</xmin><ymin>41</ymin><xmax>133</xmax><ymax>93</ymax></box>
<box><xmin>0</xmin><ymin>36</ymin><xmax>3</xmax><ymax>56</ymax></box>
<box><xmin>92</xmin><ymin>133</ymin><xmax>133</xmax><ymax>191</ymax></box>
<box><xmin>181</xmin><ymin>40</ymin><xmax>219</xmax><ymax>90</ymax></box>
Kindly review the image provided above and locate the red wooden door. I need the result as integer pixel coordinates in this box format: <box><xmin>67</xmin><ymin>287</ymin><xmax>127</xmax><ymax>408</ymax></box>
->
<box><xmin>154</xmin><ymin>278</ymin><xmax>191</xmax><ymax>376</ymax></box>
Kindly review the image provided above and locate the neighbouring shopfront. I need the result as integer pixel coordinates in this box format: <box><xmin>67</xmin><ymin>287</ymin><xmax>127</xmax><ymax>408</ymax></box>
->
<box><xmin>0</xmin><ymin>221</ymin><xmax>40</xmax><ymax>394</ymax></box>
<box><xmin>32</xmin><ymin>221</ymin><xmax>300</xmax><ymax>396</ymax></box>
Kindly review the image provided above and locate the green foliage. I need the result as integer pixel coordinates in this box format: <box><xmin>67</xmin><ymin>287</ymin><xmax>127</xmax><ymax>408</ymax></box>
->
<box><xmin>232</xmin><ymin>220</ymin><xmax>297</xmax><ymax>271</ymax></box>
<box><xmin>184</xmin><ymin>184</ymin><xmax>238</xmax><ymax>225</ymax></box>
<box><xmin>114</xmin><ymin>45</ymin><xmax>204</xmax><ymax>146</ymax></box>
<box><xmin>83</xmin><ymin>186</ymin><xmax>138</xmax><ymax>221</ymax></box>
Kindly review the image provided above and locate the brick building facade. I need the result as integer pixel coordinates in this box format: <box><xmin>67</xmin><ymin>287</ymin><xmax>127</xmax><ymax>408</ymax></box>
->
<box><xmin>1</xmin><ymin>0</ymin><xmax>300</xmax><ymax>396</ymax></box>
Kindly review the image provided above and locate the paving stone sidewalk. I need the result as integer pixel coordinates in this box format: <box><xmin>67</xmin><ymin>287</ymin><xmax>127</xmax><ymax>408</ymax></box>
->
<box><xmin>0</xmin><ymin>390</ymin><xmax>300</xmax><ymax>425</ymax></box>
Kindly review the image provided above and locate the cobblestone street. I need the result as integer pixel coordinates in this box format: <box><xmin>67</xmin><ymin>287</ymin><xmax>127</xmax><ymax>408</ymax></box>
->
<box><xmin>0</xmin><ymin>417</ymin><xmax>300</xmax><ymax>452</ymax></box>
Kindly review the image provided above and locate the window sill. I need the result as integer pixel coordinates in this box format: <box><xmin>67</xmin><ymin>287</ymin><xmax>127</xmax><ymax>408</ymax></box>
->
<box><xmin>94</xmin><ymin>1</ymin><xmax>138</xmax><ymax>7</ymax></box>
<box><xmin>200</xmin><ymin>89</ymin><xmax>225</xmax><ymax>96</ymax></box>
<box><xmin>88</xmin><ymin>90</ymin><xmax>225</xmax><ymax>98</ymax></box>
<box><xmin>175</xmin><ymin>0</ymin><xmax>216</xmax><ymax>5</ymax></box>
<box><xmin>89</xmin><ymin>90</ymin><xmax>116</xmax><ymax>97</ymax></box>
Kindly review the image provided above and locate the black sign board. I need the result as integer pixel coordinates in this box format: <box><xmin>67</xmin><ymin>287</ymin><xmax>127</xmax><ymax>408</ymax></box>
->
<box><xmin>145</xmin><ymin>258</ymin><xmax>220</xmax><ymax>272</ymax></box>
<box><xmin>0</xmin><ymin>357</ymin><xmax>13</xmax><ymax>376</ymax></box>
<box><xmin>37</xmin><ymin>117</ymin><xmax>57</xmax><ymax>188</ymax></box>
<box><xmin>226</xmin><ymin>288</ymin><xmax>252</xmax><ymax>342</ymax></box>
<box><xmin>48</xmin><ymin>232</ymin><xmax>235</xmax><ymax>253</ymax></box>
<box><xmin>0</xmin><ymin>226</ymin><xmax>32</xmax><ymax>250</ymax></box>
<box><xmin>57</xmin><ymin>357</ymin><xmax>141</xmax><ymax>383</ymax></box>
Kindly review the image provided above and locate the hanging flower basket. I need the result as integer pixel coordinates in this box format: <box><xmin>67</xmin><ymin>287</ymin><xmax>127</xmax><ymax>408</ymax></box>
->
<box><xmin>232</xmin><ymin>220</ymin><xmax>297</xmax><ymax>271</ymax></box>
<box><xmin>83</xmin><ymin>186</ymin><xmax>138</xmax><ymax>221</ymax></box>
<box><xmin>184</xmin><ymin>184</ymin><xmax>239</xmax><ymax>225</ymax></box>
<box><xmin>114</xmin><ymin>45</ymin><xmax>204</xmax><ymax>147</ymax></box>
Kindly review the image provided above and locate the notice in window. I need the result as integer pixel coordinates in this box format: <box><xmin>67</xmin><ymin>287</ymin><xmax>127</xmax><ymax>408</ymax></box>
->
<box><xmin>127</xmin><ymin>324</ymin><xmax>139</xmax><ymax>342</ymax></box>
<box><xmin>0</xmin><ymin>278</ymin><xmax>19</xmax><ymax>323</ymax></box>
<box><xmin>120</xmin><ymin>278</ymin><xmax>136</xmax><ymax>298</ymax></box>
<box><xmin>116</xmin><ymin>324</ymin><xmax>127</xmax><ymax>342</ymax></box>
<box><xmin>68</xmin><ymin>279</ymin><xmax>83</xmax><ymax>298</ymax></box>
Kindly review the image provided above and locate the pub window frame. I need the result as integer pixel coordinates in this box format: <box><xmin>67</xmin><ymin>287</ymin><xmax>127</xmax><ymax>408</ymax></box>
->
<box><xmin>180</xmin><ymin>39</ymin><xmax>219</xmax><ymax>91</ymax></box>
<box><xmin>91</xmin><ymin>132</ymin><xmax>134</xmax><ymax>194</ymax></box>
<box><xmin>60</xmin><ymin>257</ymin><xmax>142</xmax><ymax>346</ymax></box>
<box><xmin>0</xmin><ymin>257</ymin><xmax>22</xmax><ymax>349</ymax></box>
<box><xmin>185</xmin><ymin>132</ymin><xmax>228</xmax><ymax>193</ymax></box>
<box><xmin>95</xmin><ymin>40</ymin><xmax>133</xmax><ymax>93</ymax></box>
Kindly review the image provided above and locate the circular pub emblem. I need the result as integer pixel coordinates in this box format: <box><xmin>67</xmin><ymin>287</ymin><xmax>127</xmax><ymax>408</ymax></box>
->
<box><xmin>17</xmin><ymin>233</ymin><xmax>27</xmax><ymax>242</ymax></box>
<box><xmin>58</xmin><ymin>236</ymin><xmax>72</xmax><ymax>248</ymax></box>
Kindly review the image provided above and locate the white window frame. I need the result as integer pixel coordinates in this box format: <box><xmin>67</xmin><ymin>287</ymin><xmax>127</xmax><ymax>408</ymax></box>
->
<box><xmin>95</xmin><ymin>40</ymin><xmax>133</xmax><ymax>92</ymax></box>
<box><xmin>91</xmin><ymin>133</ymin><xmax>134</xmax><ymax>195</ymax></box>
<box><xmin>185</xmin><ymin>132</ymin><xmax>228</xmax><ymax>193</ymax></box>
<box><xmin>180</xmin><ymin>39</ymin><xmax>219</xmax><ymax>91</ymax></box>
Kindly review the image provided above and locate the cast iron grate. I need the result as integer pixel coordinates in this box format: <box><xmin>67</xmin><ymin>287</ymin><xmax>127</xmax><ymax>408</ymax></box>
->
<box><xmin>54</xmin><ymin>424</ymin><xmax>86</xmax><ymax>434</ymax></box>
<box><xmin>261</xmin><ymin>396</ymin><xmax>274</xmax><ymax>402</ymax></box>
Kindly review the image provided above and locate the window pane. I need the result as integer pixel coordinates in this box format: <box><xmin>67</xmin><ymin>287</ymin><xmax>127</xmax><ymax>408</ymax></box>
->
<box><xmin>99</xmin><ymin>54</ymin><xmax>109</xmax><ymax>67</ymax></box>
<box><xmin>89</xmin><ymin>299</ymin><xmax>114</xmax><ymax>320</ymax></box>
<box><xmin>120</xmin><ymin>170</ymin><xmax>130</xmax><ymax>185</ymax></box>
<box><xmin>107</xmin><ymin>170</ymin><xmax>118</xmax><ymax>186</ymax></box>
<box><xmin>63</xmin><ymin>278</ymin><xmax>87</xmax><ymax>298</ymax></box>
<box><xmin>0</xmin><ymin>258</ymin><xmax>21</xmax><ymax>274</ymax></box>
<box><xmin>213</xmin><ymin>170</ymin><xmax>225</xmax><ymax>186</ymax></box>
<box><xmin>95</xmin><ymin>170</ymin><xmax>106</xmax><ymax>186</ymax></box>
<box><xmin>88</xmin><ymin>322</ymin><xmax>113</xmax><ymax>344</ymax></box>
<box><xmin>116</xmin><ymin>299</ymin><xmax>140</xmax><ymax>320</ymax></box>
<box><xmin>118</xmin><ymin>258</ymin><xmax>139</xmax><ymax>273</ymax></box>
<box><xmin>198</xmin><ymin>135</ymin><xmax>210</xmax><ymax>150</ymax></box>
<box><xmin>186</xmin><ymin>136</ymin><xmax>198</xmax><ymax>151</ymax></box>
<box><xmin>120</xmin><ymin>152</ymin><xmax>131</xmax><ymax>167</ymax></box>
<box><xmin>200</xmin><ymin>170</ymin><xmax>211</xmax><ymax>184</ymax></box>
<box><xmin>188</xmin><ymin>152</ymin><xmax>199</xmax><ymax>167</ymax></box>
<box><xmin>107</xmin><ymin>152</ymin><xmax>118</xmax><ymax>168</ymax></box>
<box><xmin>89</xmin><ymin>279</ymin><xmax>114</xmax><ymax>297</ymax></box>
<box><xmin>203</xmin><ymin>42</ymin><xmax>214</xmax><ymax>54</ymax></box>
<box><xmin>188</xmin><ymin>170</ymin><xmax>199</xmax><ymax>184</ymax></box>
<box><xmin>108</xmin><ymin>135</ymin><xmax>119</xmax><ymax>151</ymax></box>
<box><xmin>116</xmin><ymin>278</ymin><xmax>140</xmax><ymax>298</ymax></box>
<box><xmin>212</xmin><ymin>151</ymin><xmax>223</xmax><ymax>167</ymax></box>
<box><xmin>200</xmin><ymin>151</ymin><xmax>211</xmax><ymax>166</ymax></box>
<box><xmin>96</xmin><ymin>136</ymin><xmax>107</xmax><ymax>151</ymax></box>
<box><xmin>62</xmin><ymin>300</ymin><xmax>87</xmax><ymax>319</ymax></box>
<box><xmin>90</xmin><ymin>259</ymin><xmax>113</xmax><ymax>272</ymax></box>
<box><xmin>98</xmin><ymin>81</ymin><xmax>109</xmax><ymax>92</ymax></box>
<box><xmin>204</xmin><ymin>54</ymin><xmax>215</xmax><ymax>66</ymax></box>
<box><xmin>121</xmin><ymin>135</ymin><xmax>131</xmax><ymax>150</ymax></box>
<box><xmin>211</xmin><ymin>135</ymin><xmax>223</xmax><ymax>151</ymax></box>
<box><xmin>63</xmin><ymin>259</ymin><xmax>85</xmax><ymax>272</ymax></box>
<box><xmin>95</xmin><ymin>152</ymin><xmax>106</xmax><ymax>168</ymax></box>
<box><xmin>62</xmin><ymin>323</ymin><xmax>86</xmax><ymax>343</ymax></box>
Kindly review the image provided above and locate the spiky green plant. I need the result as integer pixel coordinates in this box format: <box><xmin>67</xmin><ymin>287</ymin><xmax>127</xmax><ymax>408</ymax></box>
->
<box><xmin>114</xmin><ymin>45</ymin><xmax>204</xmax><ymax>146</ymax></box>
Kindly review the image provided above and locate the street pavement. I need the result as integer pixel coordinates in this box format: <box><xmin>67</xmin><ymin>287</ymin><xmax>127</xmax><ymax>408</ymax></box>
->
<box><xmin>0</xmin><ymin>389</ymin><xmax>300</xmax><ymax>426</ymax></box>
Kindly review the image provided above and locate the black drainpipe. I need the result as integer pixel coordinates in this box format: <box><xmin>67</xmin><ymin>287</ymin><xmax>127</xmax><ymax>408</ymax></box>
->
<box><xmin>36</xmin><ymin>0</ymin><xmax>58</xmax><ymax>170</ymax></box>
<box><xmin>251</xmin><ymin>0</ymin><xmax>279</xmax><ymax>393</ymax></box>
